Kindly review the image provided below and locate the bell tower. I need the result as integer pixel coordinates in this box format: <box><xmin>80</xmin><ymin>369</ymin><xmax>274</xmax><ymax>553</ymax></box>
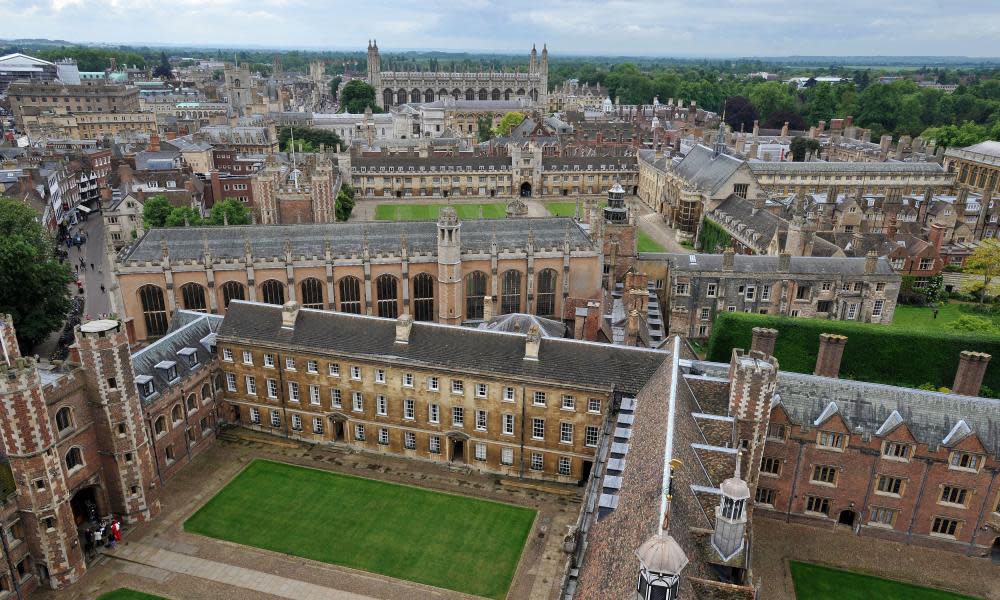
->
<box><xmin>367</xmin><ymin>40</ymin><xmax>381</xmax><ymax>95</ymax></box>
<box><xmin>0</xmin><ymin>315</ymin><xmax>85</xmax><ymax>589</ymax></box>
<box><xmin>436</xmin><ymin>206</ymin><xmax>463</xmax><ymax>324</ymax></box>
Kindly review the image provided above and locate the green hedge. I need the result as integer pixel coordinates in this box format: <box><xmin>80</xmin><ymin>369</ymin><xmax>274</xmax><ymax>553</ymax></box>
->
<box><xmin>697</xmin><ymin>218</ymin><xmax>732</xmax><ymax>253</ymax></box>
<box><xmin>705</xmin><ymin>312</ymin><xmax>1000</xmax><ymax>396</ymax></box>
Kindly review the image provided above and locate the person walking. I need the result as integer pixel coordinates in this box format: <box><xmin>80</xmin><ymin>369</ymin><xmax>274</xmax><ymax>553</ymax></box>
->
<box><xmin>100</xmin><ymin>284</ymin><xmax>106</xmax><ymax>293</ymax></box>
<box><xmin>90</xmin><ymin>263</ymin><xmax>94</xmax><ymax>271</ymax></box>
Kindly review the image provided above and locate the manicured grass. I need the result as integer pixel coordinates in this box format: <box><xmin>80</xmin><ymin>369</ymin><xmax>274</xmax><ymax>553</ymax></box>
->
<box><xmin>545</xmin><ymin>200</ymin><xmax>606</xmax><ymax>217</ymax></box>
<box><xmin>185</xmin><ymin>460</ymin><xmax>535</xmax><ymax>599</ymax></box>
<box><xmin>789</xmin><ymin>562</ymin><xmax>979</xmax><ymax>600</ymax></box>
<box><xmin>374</xmin><ymin>203</ymin><xmax>507</xmax><ymax>221</ymax></box>
<box><xmin>888</xmin><ymin>302</ymin><xmax>1000</xmax><ymax>333</ymax></box>
<box><xmin>637</xmin><ymin>230</ymin><xmax>666</xmax><ymax>253</ymax></box>
<box><xmin>97</xmin><ymin>590</ymin><xmax>167</xmax><ymax>600</ymax></box>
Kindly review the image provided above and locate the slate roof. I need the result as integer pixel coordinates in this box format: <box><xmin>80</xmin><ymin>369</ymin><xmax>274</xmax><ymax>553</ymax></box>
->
<box><xmin>711</xmin><ymin>195</ymin><xmax>786</xmax><ymax>244</ymax></box>
<box><xmin>478</xmin><ymin>313</ymin><xmax>567</xmax><ymax>338</ymax></box>
<box><xmin>122</xmin><ymin>217</ymin><xmax>595</xmax><ymax>263</ymax></box>
<box><xmin>691</xmin><ymin>361</ymin><xmax>1000</xmax><ymax>456</ymax></box>
<box><xmin>353</xmin><ymin>154</ymin><xmax>509</xmax><ymax>169</ymax></box>
<box><xmin>673</xmin><ymin>144</ymin><xmax>743</xmax><ymax>195</ymax></box>
<box><xmin>131</xmin><ymin>311</ymin><xmax>222</xmax><ymax>406</ymax></box>
<box><xmin>217</xmin><ymin>302</ymin><xmax>668</xmax><ymax>396</ymax></box>
<box><xmin>649</xmin><ymin>252</ymin><xmax>898</xmax><ymax>276</ymax></box>
<box><xmin>959</xmin><ymin>140</ymin><xmax>1000</xmax><ymax>158</ymax></box>
<box><xmin>748</xmin><ymin>161</ymin><xmax>946</xmax><ymax>174</ymax></box>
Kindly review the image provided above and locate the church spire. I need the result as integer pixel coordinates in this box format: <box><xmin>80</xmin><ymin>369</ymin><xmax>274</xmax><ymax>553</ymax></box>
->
<box><xmin>713</xmin><ymin>112</ymin><xmax>727</xmax><ymax>158</ymax></box>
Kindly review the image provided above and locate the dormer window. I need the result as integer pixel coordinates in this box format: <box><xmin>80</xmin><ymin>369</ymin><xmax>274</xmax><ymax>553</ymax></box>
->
<box><xmin>950</xmin><ymin>451</ymin><xmax>982</xmax><ymax>472</ymax></box>
<box><xmin>136</xmin><ymin>375</ymin><xmax>155</xmax><ymax>398</ymax></box>
<box><xmin>155</xmin><ymin>360</ymin><xmax>178</xmax><ymax>383</ymax></box>
<box><xmin>882</xmin><ymin>441</ymin><xmax>911</xmax><ymax>461</ymax></box>
<box><xmin>179</xmin><ymin>347</ymin><xmax>198</xmax><ymax>368</ymax></box>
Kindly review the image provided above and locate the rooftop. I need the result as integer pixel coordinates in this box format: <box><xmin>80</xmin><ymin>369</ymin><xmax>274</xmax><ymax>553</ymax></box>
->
<box><xmin>644</xmin><ymin>252</ymin><xmax>898</xmax><ymax>276</ymax></box>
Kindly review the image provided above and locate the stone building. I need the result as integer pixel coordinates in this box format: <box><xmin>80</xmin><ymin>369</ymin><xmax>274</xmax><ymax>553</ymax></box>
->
<box><xmin>342</xmin><ymin>144</ymin><xmax>638</xmax><ymax>199</ymax></box>
<box><xmin>217</xmin><ymin>300</ymin><xmax>666</xmax><ymax>484</ymax></box>
<box><xmin>250</xmin><ymin>153</ymin><xmax>340</xmax><ymax>224</ymax></box>
<box><xmin>943</xmin><ymin>140</ymin><xmax>1000</xmax><ymax>196</ymax></box>
<box><xmin>636</xmin><ymin>250</ymin><xmax>901</xmax><ymax>339</ymax></box>
<box><xmin>368</xmin><ymin>40</ymin><xmax>548</xmax><ymax>110</ymax></box>
<box><xmin>7</xmin><ymin>81</ymin><xmax>141</xmax><ymax>129</ymax></box>
<box><xmin>0</xmin><ymin>310</ymin><xmax>220</xmax><ymax>594</ymax></box>
<box><xmin>111</xmin><ymin>211</ymin><xmax>603</xmax><ymax>341</ymax></box>
<box><xmin>19</xmin><ymin>111</ymin><xmax>157</xmax><ymax>141</ymax></box>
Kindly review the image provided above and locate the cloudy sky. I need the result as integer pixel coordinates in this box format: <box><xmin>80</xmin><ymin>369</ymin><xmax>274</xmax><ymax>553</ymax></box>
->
<box><xmin>2</xmin><ymin>0</ymin><xmax>998</xmax><ymax>57</ymax></box>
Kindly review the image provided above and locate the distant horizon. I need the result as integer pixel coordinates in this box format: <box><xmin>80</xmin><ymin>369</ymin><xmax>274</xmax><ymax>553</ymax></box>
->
<box><xmin>4</xmin><ymin>38</ymin><xmax>1000</xmax><ymax>65</ymax></box>
<box><xmin>3</xmin><ymin>1</ymin><xmax>998</xmax><ymax>58</ymax></box>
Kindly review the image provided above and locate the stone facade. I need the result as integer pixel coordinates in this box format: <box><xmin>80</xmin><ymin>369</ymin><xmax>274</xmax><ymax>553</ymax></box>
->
<box><xmin>8</xmin><ymin>81</ymin><xmax>141</xmax><ymax>128</ymax></box>
<box><xmin>368</xmin><ymin>41</ymin><xmax>548</xmax><ymax>110</ymax></box>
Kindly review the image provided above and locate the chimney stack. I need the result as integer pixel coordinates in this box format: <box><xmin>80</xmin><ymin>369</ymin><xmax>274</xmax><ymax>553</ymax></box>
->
<box><xmin>722</xmin><ymin>247</ymin><xmax>735</xmax><ymax>271</ymax></box>
<box><xmin>281</xmin><ymin>301</ymin><xmax>300</xmax><ymax>330</ymax></box>
<box><xmin>750</xmin><ymin>327</ymin><xmax>778</xmax><ymax>356</ymax></box>
<box><xmin>928</xmin><ymin>223</ymin><xmax>946</xmax><ymax>253</ymax></box>
<box><xmin>395</xmin><ymin>314</ymin><xmax>413</xmax><ymax>344</ymax></box>
<box><xmin>864</xmin><ymin>250</ymin><xmax>878</xmax><ymax>275</ymax></box>
<box><xmin>149</xmin><ymin>134</ymin><xmax>160</xmax><ymax>152</ymax></box>
<box><xmin>778</xmin><ymin>252</ymin><xmax>791</xmax><ymax>272</ymax></box>
<box><xmin>483</xmin><ymin>296</ymin><xmax>494</xmax><ymax>321</ymax></box>
<box><xmin>524</xmin><ymin>324</ymin><xmax>541</xmax><ymax>361</ymax></box>
<box><xmin>952</xmin><ymin>351</ymin><xmax>991</xmax><ymax>397</ymax></box>
<box><xmin>814</xmin><ymin>333</ymin><xmax>848</xmax><ymax>378</ymax></box>
<box><xmin>625</xmin><ymin>310</ymin><xmax>640</xmax><ymax>346</ymax></box>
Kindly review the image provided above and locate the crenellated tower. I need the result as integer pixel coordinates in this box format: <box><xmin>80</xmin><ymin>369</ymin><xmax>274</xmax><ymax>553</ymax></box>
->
<box><xmin>76</xmin><ymin>319</ymin><xmax>160</xmax><ymax>524</ymax></box>
<box><xmin>436</xmin><ymin>206</ymin><xmax>463</xmax><ymax>325</ymax></box>
<box><xmin>727</xmin><ymin>348</ymin><xmax>778</xmax><ymax>505</ymax></box>
<box><xmin>0</xmin><ymin>315</ymin><xmax>85</xmax><ymax>589</ymax></box>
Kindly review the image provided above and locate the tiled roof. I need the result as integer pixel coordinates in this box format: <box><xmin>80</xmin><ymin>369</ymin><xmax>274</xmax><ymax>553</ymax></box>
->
<box><xmin>121</xmin><ymin>217</ymin><xmax>596</xmax><ymax>263</ymax></box>
<box><xmin>748</xmin><ymin>161</ymin><xmax>946</xmax><ymax>174</ymax></box>
<box><xmin>217</xmin><ymin>301</ymin><xmax>668</xmax><ymax>396</ymax></box>
<box><xmin>674</xmin><ymin>145</ymin><xmax>743</xmax><ymax>195</ymax></box>
<box><xmin>130</xmin><ymin>311</ymin><xmax>222</xmax><ymax>405</ymax></box>
<box><xmin>710</xmin><ymin>195</ymin><xmax>786</xmax><ymax>246</ymax></box>
<box><xmin>648</xmin><ymin>252</ymin><xmax>898</xmax><ymax>276</ymax></box>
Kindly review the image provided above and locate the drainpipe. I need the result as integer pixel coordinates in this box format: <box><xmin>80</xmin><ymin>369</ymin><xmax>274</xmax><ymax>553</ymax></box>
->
<box><xmin>968</xmin><ymin>469</ymin><xmax>998</xmax><ymax>556</ymax></box>
<box><xmin>519</xmin><ymin>384</ymin><xmax>527</xmax><ymax>479</ymax></box>
<box><xmin>179</xmin><ymin>384</ymin><xmax>193</xmax><ymax>463</ymax></box>
<box><xmin>906</xmin><ymin>458</ymin><xmax>932</xmax><ymax>542</ymax></box>
<box><xmin>785</xmin><ymin>439</ymin><xmax>806</xmax><ymax>522</ymax></box>
<box><xmin>276</xmin><ymin>352</ymin><xmax>290</xmax><ymax>439</ymax></box>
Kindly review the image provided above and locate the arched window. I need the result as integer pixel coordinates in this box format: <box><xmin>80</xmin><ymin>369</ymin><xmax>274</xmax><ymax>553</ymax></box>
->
<box><xmin>260</xmin><ymin>280</ymin><xmax>285</xmax><ymax>305</ymax></box>
<box><xmin>516</xmin><ymin>88</ymin><xmax>526</xmax><ymax>97</ymax></box>
<box><xmin>213</xmin><ymin>374</ymin><xmax>223</xmax><ymax>394</ymax></box>
<box><xmin>300</xmin><ymin>278</ymin><xmax>324</xmax><ymax>309</ymax></box>
<box><xmin>221</xmin><ymin>281</ymin><xmax>245</xmax><ymax>308</ymax></box>
<box><xmin>186</xmin><ymin>393</ymin><xmax>198</xmax><ymax>412</ymax></box>
<box><xmin>138</xmin><ymin>285</ymin><xmax>168</xmax><ymax>337</ymax></box>
<box><xmin>536</xmin><ymin>269</ymin><xmax>558</xmax><ymax>317</ymax></box>
<box><xmin>201</xmin><ymin>382</ymin><xmax>211</xmax><ymax>403</ymax></box>
<box><xmin>396</xmin><ymin>89</ymin><xmax>408</xmax><ymax>105</ymax></box>
<box><xmin>410</xmin><ymin>89</ymin><xmax>421</xmax><ymax>103</ymax></box>
<box><xmin>180</xmin><ymin>282</ymin><xmax>207</xmax><ymax>312</ymax></box>
<box><xmin>171</xmin><ymin>404</ymin><xmax>183</xmax><ymax>423</ymax></box>
<box><xmin>65</xmin><ymin>447</ymin><xmax>83</xmax><ymax>470</ymax></box>
<box><xmin>501</xmin><ymin>270</ymin><xmax>522</xmax><ymax>314</ymax></box>
<box><xmin>339</xmin><ymin>276</ymin><xmax>362</xmax><ymax>314</ymax></box>
<box><xmin>425</xmin><ymin>89</ymin><xmax>435</xmax><ymax>102</ymax></box>
<box><xmin>55</xmin><ymin>407</ymin><xmax>73</xmax><ymax>432</ymax></box>
<box><xmin>465</xmin><ymin>88</ymin><xmax>475</xmax><ymax>101</ymax></box>
<box><xmin>504</xmin><ymin>88</ymin><xmax>512</xmax><ymax>100</ymax></box>
<box><xmin>412</xmin><ymin>273</ymin><xmax>435</xmax><ymax>321</ymax></box>
<box><xmin>465</xmin><ymin>271</ymin><xmax>487</xmax><ymax>320</ymax></box>
<box><xmin>478</xmin><ymin>88</ymin><xmax>488</xmax><ymax>100</ymax></box>
<box><xmin>451</xmin><ymin>88</ymin><xmax>461</xmax><ymax>100</ymax></box>
<box><xmin>376</xmin><ymin>274</ymin><xmax>399</xmax><ymax>319</ymax></box>
<box><xmin>383</xmin><ymin>89</ymin><xmax>394</xmax><ymax>108</ymax></box>
<box><xmin>491</xmin><ymin>89</ymin><xmax>501</xmax><ymax>101</ymax></box>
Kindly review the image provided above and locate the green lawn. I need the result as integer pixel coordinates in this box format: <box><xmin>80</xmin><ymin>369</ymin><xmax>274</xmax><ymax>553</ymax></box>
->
<box><xmin>97</xmin><ymin>590</ymin><xmax>167</xmax><ymax>600</ymax></box>
<box><xmin>185</xmin><ymin>460</ymin><xmax>535</xmax><ymax>599</ymax></box>
<box><xmin>638</xmin><ymin>231</ymin><xmax>666</xmax><ymax>253</ymax></box>
<box><xmin>545</xmin><ymin>200</ymin><xmax>605</xmax><ymax>217</ymax></box>
<box><xmin>889</xmin><ymin>303</ymin><xmax>1000</xmax><ymax>333</ymax></box>
<box><xmin>374</xmin><ymin>203</ymin><xmax>507</xmax><ymax>221</ymax></box>
<box><xmin>790</xmin><ymin>562</ymin><xmax>979</xmax><ymax>600</ymax></box>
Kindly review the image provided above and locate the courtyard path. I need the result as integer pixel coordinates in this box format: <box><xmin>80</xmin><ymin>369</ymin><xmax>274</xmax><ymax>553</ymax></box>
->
<box><xmin>108</xmin><ymin>542</ymin><xmax>377</xmax><ymax>600</ymax></box>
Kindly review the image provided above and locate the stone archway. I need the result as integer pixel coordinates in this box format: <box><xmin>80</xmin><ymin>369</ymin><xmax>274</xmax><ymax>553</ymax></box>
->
<box><xmin>520</xmin><ymin>181</ymin><xmax>532</xmax><ymax>197</ymax></box>
<box><xmin>328</xmin><ymin>413</ymin><xmax>348</xmax><ymax>442</ymax></box>
<box><xmin>838</xmin><ymin>509</ymin><xmax>856</xmax><ymax>527</ymax></box>
<box><xmin>446</xmin><ymin>431</ymin><xmax>470</xmax><ymax>464</ymax></box>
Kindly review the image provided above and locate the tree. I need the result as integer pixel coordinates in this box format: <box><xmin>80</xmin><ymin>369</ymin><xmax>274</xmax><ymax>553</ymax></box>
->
<box><xmin>477</xmin><ymin>116</ymin><xmax>494</xmax><ymax>142</ymax></box>
<box><xmin>142</xmin><ymin>195</ymin><xmax>173</xmax><ymax>229</ymax></box>
<box><xmin>0</xmin><ymin>198</ymin><xmax>74</xmax><ymax>350</ymax></box>
<box><xmin>723</xmin><ymin>96</ymin><xmax>758</xmax><ymax>133</ymax></box>
<box><xmin>494</xmin><ymin>112</ymin><xmax>526</xmax><ymax>137</ymax></box>
<box><xmin>329</xmin><ymin>76</ymin><xmax>343</xmax><ymax>100</ymax></box>
<box><xmin>207</xmin><ymin>199</ymin><xmax>252</xmax><ymax>226</ymax></box>
<box><xmin>748</xmin><ymin>81</ymin><xmax>796</xmax><ymax>121</ymax></box>
<box><xmin>340</xmin><ymin>80</ymin><xmax>381</xmax><ymax>113</ymax></box>
<box><xmin>278</xmin><ymin>127</ymin><xmax>343</xmax><ymax>153</ymax></box>
<box><xmin>165</xmin><ymin>206</ymin><xmax>203</xmax><ymax>227</ymax></box>
<box><xmin>335</xmin><ymin>183</ymin><xmax>355</xmax><ymax>222</ymax></box>
<box><xmin>762</xmin><ymin>109</ymin><xmax>806</xmax><ymax>131</ymax></box>
<box><xmin>963</xmin><ymin>239</ymin><xmax>1000</xmax><ymax>304</ymax></box>
<box><xmin>789</xmin><ymin>136</ymin><xmax>821</xmax><ymax>162</ymax></box>
<box><xmin>153</xmin><ymin>51</ymin><xmax>173</xmax><ymax>79</ymax></box>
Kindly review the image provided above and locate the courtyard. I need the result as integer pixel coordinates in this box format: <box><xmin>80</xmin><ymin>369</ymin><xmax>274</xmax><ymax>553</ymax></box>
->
<box><xmin>373</xmin><ymin>203</ymin><xmax>508</xmax><ymax>220</ymax></box>
<box><xmin>790</xmin><ymin>562</ymin><xmax>979</xmax><ymax>600</ymax></box>
<box><xmin>184</xmin><ymin>459</ymin><xmax>535</xmax><ymax>599</ymax></box>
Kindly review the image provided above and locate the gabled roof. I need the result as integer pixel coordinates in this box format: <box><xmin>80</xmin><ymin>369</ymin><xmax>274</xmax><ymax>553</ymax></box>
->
<box><xmin>673</xmin><ymin>144</ymin><xmax>744</xmax><ymax>195</ymax></box>
<box><xmin>130</xmin><ymin>311</ymin><xmax>223</xmax><ymax>405</ymax></box>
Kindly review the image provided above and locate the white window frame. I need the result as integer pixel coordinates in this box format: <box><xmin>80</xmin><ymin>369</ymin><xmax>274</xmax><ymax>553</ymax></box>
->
<box><xmin>560</xmin><ymin>422</ymin><xmax>573</xmax><ymax>444</ymax></box>
<box><xmin>288</xmin><ymin>382</ymin><xmax>300</xmax><ymax>402</ymax></box>
<box><xmin>226</xmin><ymin>372</ymin><xmax>237</xmax><ymax>392</ymax></box>
<box><xmin>350</xmin><ymin>365</ymin><xmax>362</xmax><ymax>380</ymax></box>
<box><xmin>245</xmin><ymin>375</ymin><xmax>257</xmax><ymax>396</ymax></box>
<box><xmin>266</xmin><ymin>378</ymin><xmax>278</xmax><ymax>399</ymax></box>
<box><xmin>250</xmin><ymin>407</ymin><xmax>260</xmax><ymax>424</ymax></box>
<box><xmin>352</xmin><ymin>391</ymin><xmax>363</xmax><ymax>412</ymax></box>
<box><xmin>376</xmin><ymin>395</ymin><xmax>387</xmax><ymax>416</ymax></box>
<box><xmin>309</xmin><ymin>384</ymin><xmax>320</xmax><ymax>405</ymax></box>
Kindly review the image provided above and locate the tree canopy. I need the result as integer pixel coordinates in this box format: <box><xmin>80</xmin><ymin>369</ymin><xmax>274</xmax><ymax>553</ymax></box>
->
<box><xmin>278</xmin><ymin>127</ymin><xmax>344</xmax><ymax>153</ymax></box>
<box><xmin>963</xmin><ymin>239</ymin><xmax>1000</xmax><ymax>304</ymax></box>
<box><xmin>143</xmin><ymin>196</ymin><xmax>251</xmax><ymax>229</ymax></box>
<box><xmin>789</xmin><ymin>136</ymin><xmax>821</xmax><ymax>161</ymax></box>
<box><xmin>152</xmin><ymin>51</ymin><xmax>173</xmax><ymax>79</ymax></box>
<box><xmin>208</xmin><ymin>199</ymin><xmax>252</xmax><ymax>225</ymax></box>
<box><xmin>142</xmin><ymin>196</ymin><xmax>173</xmax><ymax>229</ymax></box>
<box><xmin>335</xmin><ymin>183</ymin><xmax>355</xmax><ymax>222</ymax></box>
<box><xmin>0</xmin><ymin>198</ymin><xmax>74</xmax><ymax>350</ymax></box>
<box><xmin>340</xmin><ymin>80</ymin><xmax>382</xmax><ymax>113</ymax></box>
<box><xmin>494</xmin><ymin>112</ymin><xmax>526</xmax><ymax>137</ymax></box>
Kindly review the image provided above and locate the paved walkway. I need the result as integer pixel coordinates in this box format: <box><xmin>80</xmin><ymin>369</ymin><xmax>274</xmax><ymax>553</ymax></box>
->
<box><xmin>109</xmin><ymin>542</ymin><xmax>376</xmax><ymax>600</ymax></box>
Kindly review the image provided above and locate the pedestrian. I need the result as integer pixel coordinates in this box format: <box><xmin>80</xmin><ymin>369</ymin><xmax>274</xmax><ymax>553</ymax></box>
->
<box><xmin>100</xmin><ymin>284</ymin><xmax>106</xmax><ymax>293</ymax></box>
<box><xmin>90</xmin><ymin>263</ymin><xmax>94</xmax><ymax>271</ymax></box>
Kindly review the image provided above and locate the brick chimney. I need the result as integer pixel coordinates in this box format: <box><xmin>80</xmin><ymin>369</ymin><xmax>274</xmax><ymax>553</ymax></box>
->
<box><xmin>149</xmin><ymin>133</ymin><xmax>160</xmax><ymax>152</ymax></box>
<box><xmin>625</xmin><ymin>310</ymin><xmax>640</xmax><ymax>346</ymax></box>
<box><xmin>750</xmin><ymin>327</ymin><xmax>778</xmax><ymax>356</ymax></box>
<box><xmin>952</xmin><ymin>351</ymin><xmax>991</xmax><ymax>397</ymax></box>
<box><xmin>928</xmin><ymin>223</ymin><xmax>946</xmax><ymax>253</ymax></box>
<box><xmin>814</xmin><ymin>333</ymin><xmax>848</xmax><ymax>378</ymax></box>
<box><xmin>864</xmin><ymin>251</ymin><xmax>878</xmax><ymax>275</ymax></box>
<box><xmin>583</xmin><ymin>300</ymin><xmax>602</xmax><ymax>341</ymax></box>
<box><xmin>210</xmin><ymin>170</ymin><xmax>223</xmax><ymax>207</ymax></box>
<box><xmin>722</xmin><ymin>247</ymin><xmax>735</xmax><ymax>271</ymax></box>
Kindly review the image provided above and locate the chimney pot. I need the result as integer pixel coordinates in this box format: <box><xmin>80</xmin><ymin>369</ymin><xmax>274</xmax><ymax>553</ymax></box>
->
<box><xmin>952</xmin><ymin>350</ymin><xmax>991</xmax><ymax>396</ymax></box>
<box><xmin>814</xmin><ymin>333</ymin><xmax>848</xmax><ymax>378</ymax></box>
<box><xmin>750</xmin><ymin>327</ymin><xmax>778</xmax><ymax>356</ymax></box>
<box><xmin>281</xmin><ymin>301</ymin><xmax>300</xmax><ymax>329</ymax></box>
